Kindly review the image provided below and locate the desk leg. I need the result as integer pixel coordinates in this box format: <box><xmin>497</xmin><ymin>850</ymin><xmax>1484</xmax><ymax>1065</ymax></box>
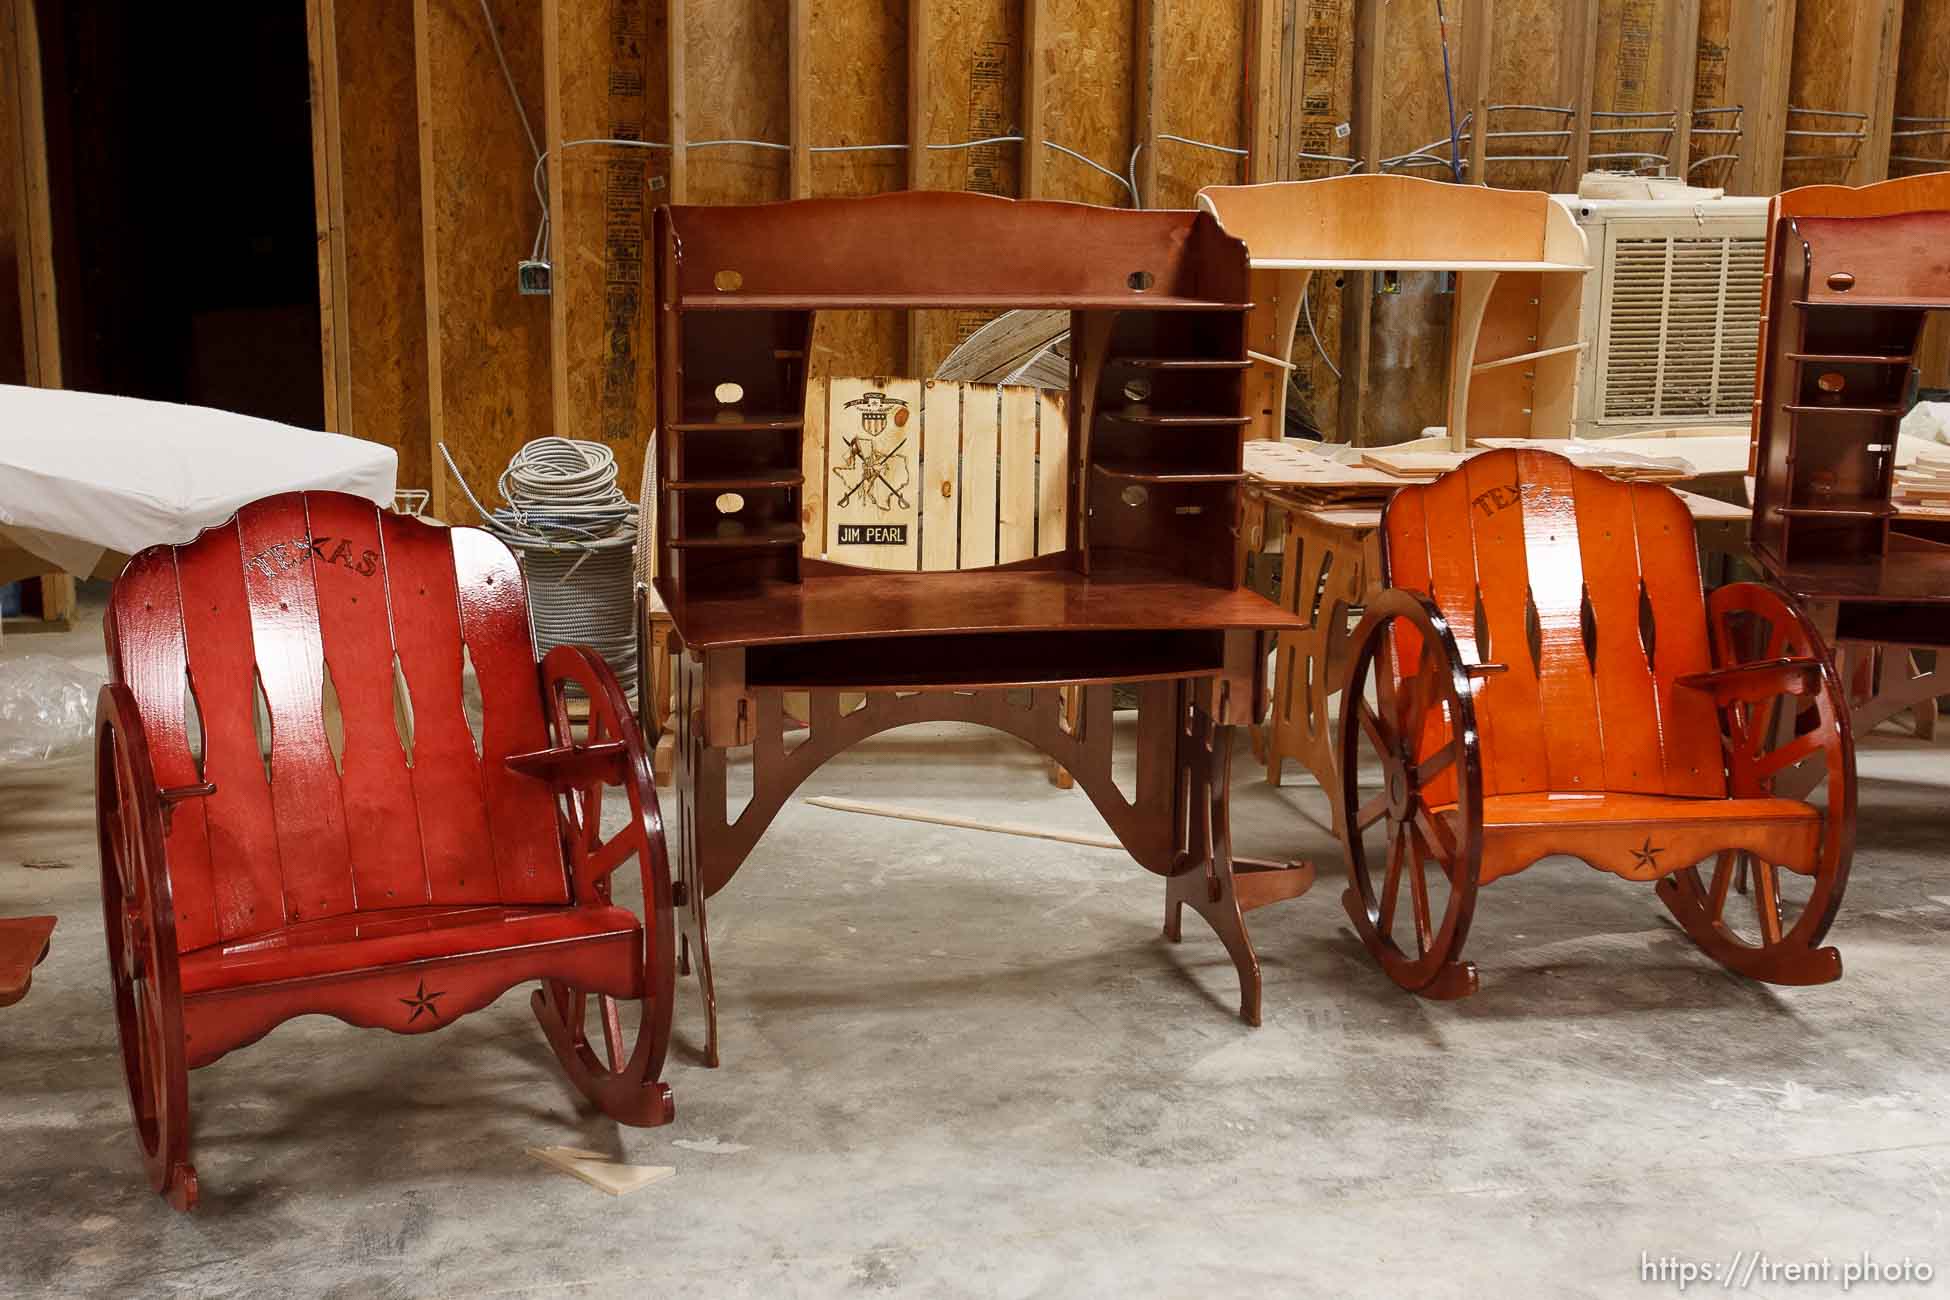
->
<box><xmin>674</xmin><ymin>654</ymin><xmax>721</xmax><ymax>1067</ymax></box>
<box><xmin>1161</xmin><ymin>678</ymin><xmax>1314</xmax><ymax>1026</ymax></box>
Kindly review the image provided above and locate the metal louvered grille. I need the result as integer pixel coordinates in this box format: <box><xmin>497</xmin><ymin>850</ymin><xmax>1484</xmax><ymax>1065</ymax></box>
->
<box><xmin>1599</xmin><ymin>233</ymin><xmax>1764</xmax><ymax>420</ymax></box>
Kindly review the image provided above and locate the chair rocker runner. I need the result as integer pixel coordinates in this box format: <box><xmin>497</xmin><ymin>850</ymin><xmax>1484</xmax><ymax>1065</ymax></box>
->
<box><xmin>1335</xmin><ymin>449</ymin><xmax>1854</xmax><ymax>998</ymax></box>
<box><xmin>97</xmin><ymin>492</ymin><xmax>676</xmax><ymax>1210</ymax></box>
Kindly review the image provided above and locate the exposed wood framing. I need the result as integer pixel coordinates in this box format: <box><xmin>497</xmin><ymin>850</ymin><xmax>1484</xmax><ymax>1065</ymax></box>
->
<box><xmin>306</xmin><ymin>0</ymin><xmax>351</xmax><ymax>431</ymax></box>
<box><xmin>1022</xmin><ymin>0</ymin><xmax>1046</xmax><ymax>196</ymax></box>
<box><xmin>1336</xmin><ymin>0</ymin><xmax>1382</xmax><ymax>445</ymax></box>
<box><xmin>667</xmin><ymin>0</ymin><xmax>687</xmax><ymax>202</ymax></box>
<box><xmin>1132</xmin><ymin>0</ymin><xmax>1160</xmax><ymax>207</ymax></box>
<box><xmin>4</xmin><ymin>0</ymin><xmax>58</xmax><ymax>388</ymax></box>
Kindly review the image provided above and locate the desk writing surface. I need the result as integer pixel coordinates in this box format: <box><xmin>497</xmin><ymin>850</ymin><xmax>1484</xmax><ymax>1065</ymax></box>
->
<box><xmin>658</xmin><ymin>567</ymin><xmax>1309</xmax><ymax>651</ymax></box>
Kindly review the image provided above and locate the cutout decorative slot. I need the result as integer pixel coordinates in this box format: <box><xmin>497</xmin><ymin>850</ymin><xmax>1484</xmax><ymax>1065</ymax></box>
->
<box><xmin>392</xmin><ymin>653</ymin><xmax>416</xmax><ymax>767</ymax></box>
<box><xmin>1122</xmin><ymin>377</ymin><xmax>1152</xmax><ymax>402</ymax></box>
<box><xmin>1816</xmin><ymin>372</ymin><xmax>1846</xmax><ymax>395</ymax></box>
<box><xmin>183</xmin><ymin>671</ymin><xmax>206</xmax><ymax>781</ymax></box>
<box><xmin>715</xmin><ymin>492</ymin><xmax>745</xmax><ymax>515</ymax></box>
<box><xmin>321</xmin><ymin>661</ymin><xmax>346</xmax><ymax>776</ymax></box>
<box><xmin>714</xmin><ymin>381</ymin><xmax>744</xmax><ymax>404</ymax></box>
<box><xmin>1825</xmin><ymin>271</ymin><xmax>1854</xmax><ymax>292</ymax></box>
<box><xmin>1637</xmin><ymin>580</ymin><xmax>1658</xmax><ymax>667</ymax></box>
<box><xmin>1120</xmin><ymin>484</ymin><xmax>1149</xmax><ymax>507</ymax></box>
<box><xmin>1127</xmin><ymin>270</ymin><xmax>1154</xmax><ymax>291</ymax></box>
<box><xmin>713</xmin><ymin>269</ymin><xmax>743</xmax><ymax>291</ymax></box>
<box><xmin>251</xmin><ymin>667</ymin><xmax>274</xmax><ymax>782</ymax></box>
<box><xmin>459</xmin><ymin>643</ymin><xmax>484</xmax><ymax>758</ymax></box>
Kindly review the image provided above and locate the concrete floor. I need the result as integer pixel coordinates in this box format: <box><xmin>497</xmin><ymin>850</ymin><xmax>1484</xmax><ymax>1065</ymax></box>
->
<box><xmin>2</xmin><ymin>595</ymin><xmax>1948</xmax><ymax>1299</ymax></box>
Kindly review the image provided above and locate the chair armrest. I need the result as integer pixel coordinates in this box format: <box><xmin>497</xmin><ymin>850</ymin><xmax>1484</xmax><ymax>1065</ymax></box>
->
<box><xmin>1676</xmin><ymin>657</ymin><xmax>1825</xmax><ymax>705</ymax></box>
<box><xmin>506</xmin><ymin>739</ymin><xmax>630</xmax><ymax>787</ymax></box>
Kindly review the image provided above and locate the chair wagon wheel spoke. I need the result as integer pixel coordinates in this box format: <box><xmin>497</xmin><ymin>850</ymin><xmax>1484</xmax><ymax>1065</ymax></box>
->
<box><xmin>599</xmin><ymin>995</ymin><xmax>626</xmax><ymax>1071</ymax></box>
<box><xmin>1377</xmin><ymin>821</ymin><xmax>1408</xmax><ymax>940</ymax></box>
<box><xmin>1751</xmin><ymin>858</ymin><xmax>1785</xmax><ymax>946</ymax></box>
<box><xmin>1706</xmin><ymin>850</ymin><xmax>1737</xmax><ymax>923</ymax></box>
<box><xmin>1405</xmin><ymin>824</ymin><xmax>1436</xmax><ymax>956</ymax></box>
<box><xmin>1413</xmin><ymin>740</ymin><xmax>1459</xmax><ymax>787</ymax></box>
<box><xmin>1356</xmin><ymin>699</ymin><xmax>1394</xmax><ymax>755</ymax></box>
<box><xmin>1354</xmin><ymin>790</ymin><xmax>1391</xmax><ymax>833</ymax></box>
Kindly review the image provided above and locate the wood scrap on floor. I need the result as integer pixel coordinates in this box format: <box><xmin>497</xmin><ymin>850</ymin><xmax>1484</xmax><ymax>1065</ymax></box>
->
<box><xmin>526</xmin><ymin>1146</ymin><xmax>676</xmax><ymax>1197</ymax></box>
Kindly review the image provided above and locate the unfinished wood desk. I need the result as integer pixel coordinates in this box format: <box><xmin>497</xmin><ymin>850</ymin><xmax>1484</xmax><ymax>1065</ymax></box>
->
<box><xmin>652</xmin><ymin>193</ymin><xmax>1315</xmax><ymax>1065</ymax></box>
<box><xmin>1244</xmin><ymin>443</ymin><xmax>1753</xmax><ymax>809</ymax></box>
<box><xmin>1196</xmin><ymin>176</ymin><xmax>1589</xmax><ymax>449</ymax></box>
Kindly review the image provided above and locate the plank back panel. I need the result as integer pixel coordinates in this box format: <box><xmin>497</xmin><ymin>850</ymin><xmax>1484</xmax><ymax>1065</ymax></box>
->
<box><xmin>304</xmin><ymin>493</ymin><xmax>431</xmax><ymax>908</ymax></box>
<box><xmin>106</xmin><ymin>493</ymin><xmax>570</xmax><ymax>952</ymax></box>
<box><xmin>1381</xmin><ymin>449</ymin><xmax>1725</xmax><ymax>800</ymax></box>
<box><xmin>235</xmin><ymin>496</ymin><xmax>359</xmax><ymax>925</ymax></box>
<box><xmin>105</xmin><ymin>553</ymin><xmax>220</xmax><ymax>953</ymax></box>
<box><xmin>379</xmin><ymin>511</ymin><xmax>502</xmax><ymax>904</ymax></box>
<box><xmin>167</xmin><ymin>517</ymin><xmax>290</xmax><ymax>943</ymax></box>
<box><xmin>451</xmin><ymin>527</ymin><xmax>569</xmax><ymax>904</ymax></box>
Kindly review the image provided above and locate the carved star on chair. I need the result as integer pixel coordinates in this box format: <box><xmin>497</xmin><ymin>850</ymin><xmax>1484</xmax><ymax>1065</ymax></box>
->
<box><xmin>399</xmin><ymin>979</ymin><xmax>447</xmax><ymax>1025</ymax></box>
<box><xmin>1630</xmin><ymin>837</ymin><xmax>1662</xmax><ymax>873</ymax></box>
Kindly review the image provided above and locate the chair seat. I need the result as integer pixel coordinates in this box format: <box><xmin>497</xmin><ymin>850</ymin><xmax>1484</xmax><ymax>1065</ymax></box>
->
<box><xmin>181</xmin><ymin>903</ymin><xmax>641</xmax><ymax>997</ymax></box>
<box><xmin>1475</xmin><ymin>791</ymin><xmax>1818</xmax><ymax>829</ymax></box>
<box><xmin>1436</xmin><ymin>791</ymin><xmax>1822</xmax><ymax>885</ymax></box>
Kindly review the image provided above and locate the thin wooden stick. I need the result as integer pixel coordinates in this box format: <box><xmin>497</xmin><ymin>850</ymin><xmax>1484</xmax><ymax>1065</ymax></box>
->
<box><xmin>804</xmin><ymin>795</ymin><xmax>1123</xmax><ymax>850</ymax></box>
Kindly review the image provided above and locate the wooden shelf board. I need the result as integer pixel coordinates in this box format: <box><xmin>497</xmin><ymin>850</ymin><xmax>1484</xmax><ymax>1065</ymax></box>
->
<box><xmin>1102</xmin><ymin>411</ymin><xmax>1253</xmax><ymax>427</ymax></box>
<box><xmin>1092</xmin><ymin>463</ymin><xmax>1244</xmax><ymax>485</ymax></box>
<box><xmin>1782</xmin><ymin>403</ymin><xmax>1905</xmax><ymax>416</ymax></box>
<box><xmin>1247</xmin><ymin>257</ymin><xmax>1587</xmax><ymax>273</ymax></box>
<box><xmin>666</xmin><ymin>476</ymin><xmax>805</xmax><ymax>491</ymax></box>
<box><xmin>1777</xmin><ymin>500</ymin><xmax>1898</xmax><ymax>519</ymax></box>
<box><xmin>670</xmin><ymin>412</ymin><xmax>804</xmax><ymax>432</ymax></box>
<box><xmin>1114</xmin><ymin>356</ymin><xmax>1252</xmax><ymax>370</ymax></box>
<box><xmin>678</xmin><ymin>293</ymin><xmax>1251</xmax><ymax>312</ymax></box>
<box><xmin>668</xmin><ymin>527</ymin><xmax>805</xmax><ymax>550</ymax></box>
<box><xmin>656</xmin><ymin>566</ymin><xmax>1307</xmax><ymax>650</ymax></box>
<box><xmin>1761</xmin><ymin>546</ymin><xmax>1950</xmax><ymax>603</ymax></box>
<box><xmin>1787</xmin><ymin>352</ymin><xmax>1913</xmax><ymax>365</ymax></box>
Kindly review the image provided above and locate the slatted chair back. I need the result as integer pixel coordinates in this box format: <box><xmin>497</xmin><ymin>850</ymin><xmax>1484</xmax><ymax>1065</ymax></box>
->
<box><xmin>1380</xmin><ymin>449</ymin><xmax>1725</xmax><ymax>803</ymax></box>
<box><xmin>105</xmin><ymin>493</ymin><xmax>570</xmax><ymax>954</ymax></box>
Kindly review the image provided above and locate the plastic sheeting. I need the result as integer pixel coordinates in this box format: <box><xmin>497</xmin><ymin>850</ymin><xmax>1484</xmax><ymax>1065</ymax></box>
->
<box><xmin>0</xmin><ymin>384</ymin><xmax>396</xmax><ymax>578</ymax></box>
<box><xmin>0</xmin><ymin>654</ymin><xmax>104</xmax><ymax>764</ymax></box>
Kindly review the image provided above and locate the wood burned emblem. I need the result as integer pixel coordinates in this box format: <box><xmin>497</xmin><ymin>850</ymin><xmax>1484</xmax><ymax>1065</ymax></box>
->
<box><xmin>833</xmin><ymin>391</ymin><xmax>912</xmax><ymax>514</ymax></box>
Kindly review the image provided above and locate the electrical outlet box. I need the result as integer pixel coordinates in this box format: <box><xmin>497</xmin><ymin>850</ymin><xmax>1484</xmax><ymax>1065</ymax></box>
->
<box><xmin>518</xmin><ymin>259</ymin><xmax>552</xmax><ymax>296</ymax></box>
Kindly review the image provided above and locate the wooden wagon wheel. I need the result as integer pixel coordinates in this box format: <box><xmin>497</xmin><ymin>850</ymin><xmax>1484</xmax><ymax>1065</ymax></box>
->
<box><xmin>530</xmin><ymin>647</ymin><xmax>677</xmax><ymax>1126</ymax></box>
<box><xmin>1657</xmin><ymin>583</ymin><xmax>1855</xmax><ymax>984</ymax></box>
<box><xmin>95</xmin><ymin>686</ymin><xmax>198</xmax><ymax>1210</ymax></box>
<box><xmin>1336</xmin><ymin>590</ymin><xmax>1485</xmax><ymax>1000</ymax></box>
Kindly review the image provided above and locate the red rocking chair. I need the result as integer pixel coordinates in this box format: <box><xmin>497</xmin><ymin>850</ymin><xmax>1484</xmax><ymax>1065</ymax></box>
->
<box><xmin>96</xmin><ymin>492</ymin><xmax>675</xmax><ymax>1209</ymax></box>
<box><xmin>1336</xmin><ymin>450</ymin><xmax>1855</xmax><ymax>997</ymax></box>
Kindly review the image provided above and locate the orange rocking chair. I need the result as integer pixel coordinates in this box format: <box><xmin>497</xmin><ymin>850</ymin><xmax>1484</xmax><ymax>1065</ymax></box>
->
<box><xmin>1335</xmin><ymin>449</ymin><xmax>1854</xmax><ymax>997</ymax></box>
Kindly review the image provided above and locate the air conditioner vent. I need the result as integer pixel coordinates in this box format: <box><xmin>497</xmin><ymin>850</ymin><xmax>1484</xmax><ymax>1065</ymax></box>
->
<box><xmin>1598</xmin><ymin>233</ymin><xmax>1764</xmax><ymax>421</ymax></box>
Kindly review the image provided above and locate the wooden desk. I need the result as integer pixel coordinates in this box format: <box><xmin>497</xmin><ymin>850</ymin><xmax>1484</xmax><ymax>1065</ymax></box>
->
<box><xmin>655</xmin><ymin>194</ymin><xmax>1317</xmax><ymax>1066</ymax></box>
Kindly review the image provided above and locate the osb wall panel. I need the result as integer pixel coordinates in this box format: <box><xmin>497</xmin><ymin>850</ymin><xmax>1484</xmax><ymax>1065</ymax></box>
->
<box><xmin>551</xmin><ymin>0</ymin><xmax>663</xmax><ymax>496</ymax></box>
<box><xmin>911</xmin><ymin>0</ymin><xmax>1023</xmax><ymax>374</ymax></box>
<box><xmin>1592</xmin><ymin>0</ymin><xmax>1670</xmax><ymax>114</ymax></box>
<box><xmin>1153</xmin><ymin>0</ymin><xmax>1248</xmax><ymax>208</ymax></box>
<box><xmin>1042</xmin><ymin>0</ymin><xmax>1135</xmax><ymax>206</ymax></box>
<box><xmin>416</xmin><ymin>0</ymin><xmax>554</xmax><ymax>517</ymax></box>
<box><xmin>807</xmin><ymin>0</ymin><xmax>907</xmax><ymax>380</ymax></box>
<box><xmin>1484</xmin><ymin>1</ymin><xmax>1577</xmax><ymax>192</ymax></box>
<box><xmin>688</xmin><ymin>1</ymin><xmax>788</xmax><ymax>203</ymax></box>
<box><xmin>336</xmin><ymin>0</ymin><xmax>429</xmax><ymax>491</ymax></box>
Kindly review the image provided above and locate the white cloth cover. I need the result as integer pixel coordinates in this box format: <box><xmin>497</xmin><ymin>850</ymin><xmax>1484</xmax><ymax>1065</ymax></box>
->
<box><xmin>0</xmin><ymin>384</ymin><xmax>398</xmax><ymax>576</ymax></box>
